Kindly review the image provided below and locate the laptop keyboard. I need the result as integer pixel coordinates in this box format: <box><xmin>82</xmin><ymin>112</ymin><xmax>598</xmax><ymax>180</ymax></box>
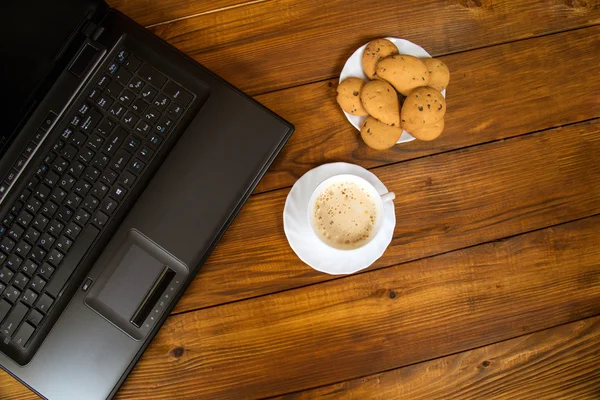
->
<box><xmin>0</xmin><ymin>47</ymin><xmax>194</xmax><ymax>355</ymax></box>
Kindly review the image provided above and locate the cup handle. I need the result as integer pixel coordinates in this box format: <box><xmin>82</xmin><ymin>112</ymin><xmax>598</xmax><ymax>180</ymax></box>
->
<box><xmin>380</xmin><ymin>192</ymin><xmax>395</xmax><ymax>203</ymax></box>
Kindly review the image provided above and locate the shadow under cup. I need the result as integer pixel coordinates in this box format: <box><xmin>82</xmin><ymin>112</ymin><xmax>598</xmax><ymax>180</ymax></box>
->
<box><xmin>307</xmin><ymin>174</ymin><xmax>394</xmax><ymax>251</ymax></box>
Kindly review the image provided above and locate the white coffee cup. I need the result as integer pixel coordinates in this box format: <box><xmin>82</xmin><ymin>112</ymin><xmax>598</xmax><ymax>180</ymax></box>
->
<box><xmin>307</xmin><ymin>174</ymin><xmax>395</xmax><ymax>250</ymax></box>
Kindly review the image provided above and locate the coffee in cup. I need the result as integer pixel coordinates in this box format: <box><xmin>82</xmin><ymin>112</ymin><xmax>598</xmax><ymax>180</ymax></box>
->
<box><xmin>308</xmin><ymin>174</ymin><xmax>394</xmax><ymax>250</ymax></box>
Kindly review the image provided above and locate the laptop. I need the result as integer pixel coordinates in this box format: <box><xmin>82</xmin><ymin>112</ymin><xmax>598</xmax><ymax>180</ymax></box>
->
<box><xmin>0</xmin><ymin>0</ymin><xmax>293</xmax><ymax>398</ymax></box>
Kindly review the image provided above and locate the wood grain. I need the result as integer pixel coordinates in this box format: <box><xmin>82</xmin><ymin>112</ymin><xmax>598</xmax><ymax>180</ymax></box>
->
<box><xmin>275</xmin><ymin>316</ymin><xmax>600</xmax><ymax>400</ymax></box>
<box><xmin>171</xmin><ymin>118</ymin><xmax>600</xmax><ymax>313</ymax></box>
<box><xmin>106</xmin><ymin>0</ymin><xmax>269</xmax><ymax>28</ymax></box>
<box><xmin>118</xmin><ymin>215</ymin><xmax>600</xmax><ymax>399</ymax></box>
<box><xmin>252</xmin><ymin>25</ymin><xmax>600</xmax><ymax>194</ymax></box>
<box><xmin>144</xmin><ymin>0</ymin><xmax>600</xmax><ymax>95</ymax></box>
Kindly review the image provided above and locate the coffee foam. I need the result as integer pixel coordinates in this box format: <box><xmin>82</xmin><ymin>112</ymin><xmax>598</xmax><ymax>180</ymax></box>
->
<box><xmin>312</xmin><ymin>181</ymin><xmax>378</xmax><ymax>250</ymax></box>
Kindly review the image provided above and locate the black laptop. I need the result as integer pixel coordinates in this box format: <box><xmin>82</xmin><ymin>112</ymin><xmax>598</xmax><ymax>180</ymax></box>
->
<box><xmin>0</xmin><ymin>0</ymin><xmax>293</xmax><ymax>398</ymax></box>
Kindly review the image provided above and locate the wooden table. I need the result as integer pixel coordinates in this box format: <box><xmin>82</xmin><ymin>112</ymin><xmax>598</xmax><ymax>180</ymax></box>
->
<box><xmin>3</xmin><ymin>1</ymin><xmax>600</xmax><ymax>398</ymax></box>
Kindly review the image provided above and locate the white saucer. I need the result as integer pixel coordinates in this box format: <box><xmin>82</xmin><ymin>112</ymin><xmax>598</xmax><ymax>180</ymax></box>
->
<box><xmin>339</xmin><ymin>37</ymin><xmax>446</xmax><ymax>144</ymax></box>
<box><xmin>283</xmin><ymin>163</ymin><xmax>396</xmax><ymax>275</ymax></box>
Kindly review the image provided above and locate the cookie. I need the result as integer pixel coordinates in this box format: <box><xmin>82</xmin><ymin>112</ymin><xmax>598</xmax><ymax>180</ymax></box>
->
<box><xmin>404</xmin><ymin>118</ymin><xmax>445</xmax><ymax>141</ymax></box>
<box><xmin>361</xmin><ymin>38</ymin><xmax>399</xmax><ymax>80</ymax></box>
<box><xmin>361</xmin><ymin>116</ymin><xmax>403</xmax><ymax>150</ymax></box>
<box><xmin>336</xmin><ymin>78</ymin><xmax>369</xmax><ymax>116</ymax></box>
<box><xmin>401</xmin><ymin>86</ymin><xmax>446</xmax><ymax>126</ymax></box>
<box><xmin>423</xmin><ymin>58</ymin><xmax>450</xmax><ymax>92</ymax></box>
<box><xmin>360</xmin><ymin>80</ymin><xmax>400</xmax><ymax>127</ymax></box>
<box><xmin>376</xmin><ymin>54</ymin><xmax>429</xmax><ymax>96</ymax></box>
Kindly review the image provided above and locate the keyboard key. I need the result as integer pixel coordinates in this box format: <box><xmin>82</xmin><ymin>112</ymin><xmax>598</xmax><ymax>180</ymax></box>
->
<box><xmin>97</xmin><ymin>95</ymin><xmax>114</xmax><ymax>111</ymax></box>
<box><xmin>3</xmin><ymin>286</ymin><xmax>21</xmax><ymax>303</ymax></box>
<box><xmin>82</xmin><ymin>195</ymin><xmax>99</xmax><ymax>212</ymax></box>
<box><xmin>2</xmin><ymin>213</ymin><xmax>16</xmax><ymax>226</ymax></box>
<box><xmin>108</xmin><ymin>102</ymin><xmax>126</xmax><ymax>119</ymax></box>
<box><xmin>17</xmin><ymin>210</ymin><xmax>34</xmax><ymax>227</ymax></box>
<box><xmin>44</xmin><ymin>170</ymin><xmax>61</xmax><ymax>187</ymax></box>
<box><xmin>103</xmin><ymin>127</ymin><xmax>127</xmax><ymax>156</ymax></box>
<box><xmin>91</xmin><ymin>182</ymin><xmax>109</xmax><ymax>199</ymax></box>
<box><xmin>28</xmin><ymin>176</ymin><xmax>40</xmax><ymax>190</ymax></box>
<box><xmin>84</xmin><ymin>166</ymin><xmax>101</xmax><ymax>182</ymax></box>
<box><xmin>88</xmin><ymin>88</ymin><xmax>100</xmax><ymax>101</ymax></box>
<box><xmin>124</xmin><ymin>136</ymin><xmax>140</xmax><ymax>153</ymax></box>
<box><xmin>107</xmin><ymin>61</ymin><xmax>118</xmax><ymax>74</ymax></box>
<box><xmin>15</xmin><ymin>155</ymin><xmax>29</xmax><ymax>170</ymax></box>
<box><xmin>25</xmin><ymin>197</ymin><xmax>42</xmax><ymax>213</ymax></box>
<box><xmin>96</xmin><ymin>118</ymin><xmax>115</xmax><ymax>137</ymax></box>
<box><xmin>73</xmin><ymin>179</ymin><xmax>91</xmax><ymax>196</ymax></box>
<box><xmin>59</xmin><ymin>174</ymin><xmax>76</xmax><ymax>190</ymax></box>
<box><xmin>21</xmin><ymin>289</ymin><xmax>38</xmax><ymax>307</ymax></box>
<box><xmin>134</xmin><ymin>120</ymin><xmax>151</xmax><ymax>137</ymax></box>
<box><xmin>105</xmin><ymin>80</ymin><xmax>122</xmax><ymax>97</ymax></box>
<box><xmin>74</xmin><ymin>209</ymin><xmax>91</xmax><ymax>225</ymax></box>
<box><xmin>31</xmin><ymin>215</ymin><xmax>49</xmax><ymax>231</ymax></box>
<box><xmin>1</xmin><ymin>302</ymin><xmax>28</xmax><ymax>337</ymax></box>
<box><xmin>70</xmin><ymin>131</ymin><xmax>87</xmax><ymax>147</ymax></box>
<box><xmin>100</xmin><ymin>169</ymin><xmax>118</xmax><ymax>185</ymax></box>
<box><xmin>56</xmin><ymin>236</ymin><xmax>73</xmax><ymax>253</ymax></box>
<box><xmin>80</xmin><ymin>109</ymin><xmax>102</xmax><ymax>134</ymax></box>
<box><xmin>50</xmin><ymin>186</ymin><xmax>67</xmax><ymax>203</ymax></box>
<box><xmin>143</xmin><ymin>107</ymin><xmax>160</xmax><ymax>124</ymax></box>
<box><xmin>56</xmin><ymin>206</ymin><xmax>74</xmax><ymax>223</ymax></box>
<box><xmin>87</xmin><ymin>134</ymin><xmax>104</xmax><ymax>150</ymax></box>
<box><xmin>64</xmin><ymin>193</ymin><xmax>82</xmax><ymax>210</ymax></box>
<box><xmin>127</xmin><ymin>76</ymin><xmax>144</xmax><ymax>93</ymax></box>
<box><xmin>28</xmin><ymin>247</ymin><xmax>46</xmax><ymax>263</ymax></box>
<box><xmin>29</xmin><ymin>275</ymin><xmax>46</xmax><ymax>293</ymax></box>
<box><xmin>122</xmin><ymin>112</ymin><xmax>139</xmax><ymax>129</ymax></box>
<box><xmin>0</xmin><ymin>238</ymin><xmax>15</xmax><ymax>253</ymax></box>
<box><xmin>163</xmin><ymin>81</ymin><xmax>193</xmax><ymax>105</ymax></box>
<box><xmin>36</xmin><ymin>293</ymin><xmax>53</xmax><ymax>314</ymax></box>
<box><xmin>147</xmin><ymin>134</ymin><xmax>162</xmax><ymax>148</ymax></box>
<box><xmin>117</xmin><ymin>171</ymin><xmax>136</xmax><ymax>188</ymax></box>
<box><xmin>7</xmin><ymin>225</ymin><xmax>24</xmax><ymax>241</ymax></box>
<box><xmin>64</xmin><ymin>222</ymin><xmax>82</xmax><ymax>240</ymax></box>
<box><xmin>91</xmin><ymin>152</ymin><xmax>110</xmax><ymax>169</ymax></box>
<box><xmin>48</xmin><ymin>219</ymin><xmax>64</xmax><ymax>236</ymax></box>
<box><xmin>46</xmin><ymin>249</ymin><xmax>64</xmax><ymax>267</ymax></box>
<box><xmin>97</xmin><ymin>75</ymin><xmax>109</xmax><ymax>89</ymax></box>
<box><xmin>27</xmin><ymin>309</ymin><xmax>43</xmax><ymax>326</ymax></box>
<box><xmin>10</xmin><ymin>202</ymin><xmax>22</xmax><ymax>215</ymax></box>
<box><xmin>116</xmin><ymin>49</ymin><xmax>128</xmax><ymax>63</ymax></box>
<box><xmin>100</xmin><ymin>198</ymin><xmax>118</xmax><ymax>215</ymax></box>
<box><xmin>128</xmin><ymin>159</ymin><xmax>145</xmax><ymax>174</ymax></box>
<box><xmin>124</xmin><ymin>55</ymin><xmax>141</xmax><ymax>71</ymax></box>
<box><xmin>34</xmin><ymin>183</ymin><xmax>51</xmax><ymax>201</ymax></box>
<box><xmin>67</xmin><ymin>161</ymin><xmax>86</xmax><ymax>178</ymax></box>
<box><xmin>111</xmin><ymin>149</ymin><xmax>131</xmax><ymax>171</ymax></box>
<box><xmin>41</xmin><ymin>200</ymin><xmax>59</xmax><ymax>218</ymax></box>
<box><xmin>78</xmin><ymin>103</ymin><xmax>90</xmax><ymax>115</ymax></box>
<box><xmin>138</xmin><ymin>64</ymin><xmax>167</xmax><ymax>88</ymax></box>
<box><xmin>52</xmin><ymin>157</ymin><xmax>69</xmax><ymax>174</ymax></box>
<box><xmin>13</xmin><ymin>322</ymin><xmax>34</xmax><ymax>348</ymax></box>
<box><xmin>152</xmin><ymin>93</ymin><xmax>170</xmax><ymax>110</ymax></box>
<box><xmin>46</xmin><ymin>226</ymin><xmax>99</xmax><ymax>298</ymax></box>
<box><xmin>109</xmin><ymin>185</ymin><xmax>127</xmax><ymax>201</ymax></box>
<box><xmin>131</xmin><ymin>98</ymin><xmax>148</xmax><ymax>114</ymax></box>
<box><xmin>12</xmin><ymin>273</ymin><xmax>29</xmax><ymax>291</ymax></box>
<box><xmin>5</xmin><ymin>169</ymin><xmax>18</xmax><ymax>185</ymax></box>
<box><xmin>118</xmin><ymin>90</ymin><xmax>135</xmax><ymax>107</ymax></box>
<box><xmin>14</xmin><ymin>241</ymin><xmax>31</xmax><ymax>258</ymax></box>
<box><xmin>35</xmin><ymin>163</ymin><xmax>49</xmax><ymax>177</ymax></box>
<box><xmin>0</xmin><ymin>300</ymin><xmax>10</xmax><ymax>323</ymax></box>
<box><xmin>19</xmin><ymin>189</ymin><xmax>32</xmax><ymax>203</ymax></box>
<box><xmin>92</xmin><ymin>211</ymin><xmax>109</xmax><ymax>228</ymax></box>
<box><xmin>20</xmin><ymin>259</ymin><xmax>38</xmax><ymax>277</ymax></box>
<box><xmin>155</xmin><ymin>116</ymin><xmax>174</xmax><ymax>135</ymax></box>
<box><xmin>38</xmin><ymin>263</ymin><xmax>55</xmax><ymax>280</ymax></box>
<box><xmin>70</xmin><ymin>114</ymin><xmax>82</xmax><ymax>128</ymax></box>
<box><xmin>32</xmin><ymin>129</ymin><xmax>45</xmax><ymax>144</ymax></box>
<box><xmin>140</xmin><ymin>84</ymin><xmax>157</xmax><ymax>101</ymax></box>
<box><xmin>115</xmin><ymin>68</ymin><xmax>132</xmax><ymax>85</ymax></box>
<box><xmin>37</xmin><ymin>233</ymin><xmax>55</xmax><ymax>251</ymax></box>
<box><xmin>21</xmin><ymin>289</ymin><xmax>38</xmax><ymax>306</ymax></box>
<box><xmin>5</xmin><ymin>254</ymin><xmax>22</xmax><ymax>270</ymax></box>
<box><xmin>0</xmin><ymin>267</ymin><xmax>14</xmax><ymax>283</ymax></box>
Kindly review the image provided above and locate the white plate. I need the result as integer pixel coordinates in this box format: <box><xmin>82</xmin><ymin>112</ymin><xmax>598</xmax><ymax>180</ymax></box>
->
<box><xmin>339</xmin><ymin>37</ymin><xmax>446</xmax><ymax>144</ymax></box>
<box><xmin>283</xmin><ymin>163</ymin><xmax>396</xmax><ymax>275</ymax></box>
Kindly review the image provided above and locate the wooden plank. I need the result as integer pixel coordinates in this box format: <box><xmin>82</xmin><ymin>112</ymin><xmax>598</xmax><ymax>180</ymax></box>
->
<box><xmin>144</xmin><ymin>0</ymin><xmax>600</xmax><ymax>94</ymax></box>
<box><xmin>172</xmin><ymin>118</ymin><xmax>600</xmax><ymax>313</ymax></box>
<box><xmin>253</xmin><ymin>26</ymin><xmax>600</xmax><ymax>193</ymax></box>
<box><xmin>106</xmin><ymin>0</ymin><xmax>269</xmax><ymax>28</ymax></box>
<box><xmin>274</xmin><ymin>316</ymin><xmax>600</xmax><ymax>400</ymax></box>
<box><xmin>115</xmin><ymin>216</ymin><xmax>600</xmax><ymax>399</ymax></box>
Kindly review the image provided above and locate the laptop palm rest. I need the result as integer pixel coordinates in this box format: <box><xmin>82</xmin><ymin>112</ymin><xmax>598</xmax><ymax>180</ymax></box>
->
<box><xmin>85</xmin><ymin>229</ymin><xmax>188</xmax><ymax>340</ymax></box>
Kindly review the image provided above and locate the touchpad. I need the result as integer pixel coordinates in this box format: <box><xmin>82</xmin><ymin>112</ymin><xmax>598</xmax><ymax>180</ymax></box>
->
<box><xmin>85</xmin><ymin>230</ymin><xmax>188</xmax><ymax>340</ymax></box>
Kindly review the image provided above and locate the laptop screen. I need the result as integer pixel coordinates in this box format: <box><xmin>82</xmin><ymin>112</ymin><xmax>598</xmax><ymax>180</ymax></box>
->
<box><xmin>0</xmin><ymin>0</ymin><xmax>101</xmax><ymax>156</ymax></box>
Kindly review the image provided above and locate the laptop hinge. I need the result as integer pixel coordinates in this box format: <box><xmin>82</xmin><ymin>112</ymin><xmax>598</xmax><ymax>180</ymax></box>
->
<box><xmin>83</xmin><ymin>20</ymin><xmax>105</xmax><ymax>41</ymax></box>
